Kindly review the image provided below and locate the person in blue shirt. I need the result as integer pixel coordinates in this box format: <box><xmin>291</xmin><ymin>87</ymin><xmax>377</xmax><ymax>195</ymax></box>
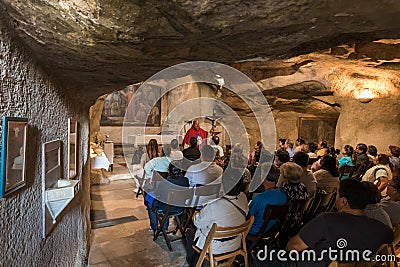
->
<box><xmin>338</xmin><ymin>144</ymin><xmax>354</xmax><ymax>168</ymax></box>
<box><xmin>248</xmin><ymin>163</ymin><xmax>287</xmax><ymax>235</ymax></box>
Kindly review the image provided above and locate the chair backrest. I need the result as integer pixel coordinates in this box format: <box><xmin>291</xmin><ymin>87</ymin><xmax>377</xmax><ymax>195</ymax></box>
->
<box><xmin>350</xmin><ymin>161</ymin><xmax>374</xmax><ymax>180</ymax></box>
<box><xmin>192</xmin><ymin>183</ymin><xmax>221</xmax><ymax>207</ymax></box>
<box><xmin>167</xmin><ymin>188</ymin><xmax>194</xmax><ymax>207</ymax></box>
<box><xmin>301</xmin><ymin>196</ymin><xmax>317</xmax><ymax>223</ymax></box>
<box><xmin>263</xmin><ymin>203</ymin><xmax>289</xmax><ymax>221</ymax></box>
<box><xmin>153</xmin><ymin>171</ymin><xmax>168</xmax><ymax>180</ymax></box>
<box><xmin>339</xmin><ymin>165</ymin><xmax>355</xmax><ymax>180</ymax></box>
<box><xmin>248</xmin><ymin>204</ymin><xmax>288</xmax><ymax>252</ymax></box>
<box><xmin>325</xmin><ymin>190</ymin><xmax>337</xmax><ymax>212</ymax></box>
<box><xmin>152</xmin><ymin>171</ymin><xmax>168</xmax><ymax>191</ymax></box>
<box><xmin>181</xmin><ymin>158</ymin><xmax>200</xmax><ymax>172</ymax></box>
<box><xmin>280</xmin><ymin>199</ymin><xmax>309</xmax><ymax>238</ymax></box>
<box><xmin>301</xmin><ymin>196</ymin><xmax>315</xmax><ymax>214</ymax></box>
<box><xmin>197</xmin><ymin>216</ymin><xmax>255</xmax><ymax>267</ymax></box>
<box><xmin>310</xmin><ymin>189</ymin><xmax>337</xmax><ymax>219</ymax></box>
<box><xmin>318</xmin><ymin>189</ymin><xmax>337</xmax><ymax>212</ymax></box>
<box><xmin>213</xmin><ymin>216</ymin><xmax>254</xmax><ymax>239</ymax></box>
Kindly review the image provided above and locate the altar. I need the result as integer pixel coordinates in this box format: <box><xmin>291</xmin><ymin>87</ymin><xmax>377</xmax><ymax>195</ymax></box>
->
<box><xmin>89</xmin><ymin>150</ymin><xmax>111</xmax><ymax>185</ymax></box>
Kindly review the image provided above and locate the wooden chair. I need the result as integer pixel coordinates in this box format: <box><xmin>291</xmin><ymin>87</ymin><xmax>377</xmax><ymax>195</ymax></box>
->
<box><xmin>376</xmin><ymin>243</ymin><xmax>398</xmax><ymax>267</ymax></box>
<box><xmin>193</xmin><ymin>216</ymin><xmax>255</xmax><ymax>267</ymax></box>
<box><xmin>151</xmin><ymin>171</ymin><xmax>168</xmax><ymax>192</ymax></box>
<box><xmin>183</xmin><ymin>183</ymin><xmax>222</xmax><ymax>231</ymax></box>
<box><xmin>339</xmin><ymin>165</ymin><xmax>355</xmax><ymax>181</ymax></box>
<box><xmin>300</xmin><ymin>196</ymin><xmax>316</xmax><ymax>220</ymax></box>
<box><xmin>137</xmin><ymin>170</ymin><xmax>168</xmax><ymax>198</ymax></box>
<box><xmin>317</xmin><ymin>189</ymin><xmax>337</xmax><ymax>213</ymax></box>
<box><xmin>350</xmin><ymin>161</ymin><xmax>375</xmax><ymax>181</ymax></box>
<box><xmin>153</xmin><ymin>188</ymin><xmax>194</xmax><ymax>251</ymax></box>
<box><xmin>192</xmin><ymin>183</ymin><xmax>222</xmax><ymax>207</ymax></box>
<box><xmin>276</xmin><ymin>199</ymin><xmax>309</xmax><ymax>248</ymax></box>
<box><xmin>247</xmin><ymin>203</ymin><xmax>289</xmax><ymax>253</ymax></box>
<box><xmin>304</xmin><ymin>189</ymin><xmax>337</xmax><ymax>223</ymax></box>
<box><xmin>135</xmin><ymin>172</ymin><xmax>146</xmax><ymax>198</ymax></box>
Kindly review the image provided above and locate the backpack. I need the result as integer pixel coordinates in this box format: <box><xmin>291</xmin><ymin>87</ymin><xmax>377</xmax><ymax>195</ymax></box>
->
<box><xmin>372</xmin><ymin>167</ymin><xmax>388</xmax><ymax>186</ymax></box>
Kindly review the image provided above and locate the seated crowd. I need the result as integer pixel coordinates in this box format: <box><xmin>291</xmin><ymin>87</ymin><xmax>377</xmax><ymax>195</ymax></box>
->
<box><xmin>132</xmin><ymin>136</ymin><xmax>400</xmax><ymax>266</ymax></box>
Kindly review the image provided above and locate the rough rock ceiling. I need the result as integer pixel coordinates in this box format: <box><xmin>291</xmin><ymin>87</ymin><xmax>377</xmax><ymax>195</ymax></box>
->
<box><xmin>1</xmin><ymin>0</ymin><xmax>400</xmax><ymax>102</ymax></box>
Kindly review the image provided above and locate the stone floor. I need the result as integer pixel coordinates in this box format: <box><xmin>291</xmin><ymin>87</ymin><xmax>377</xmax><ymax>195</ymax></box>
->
<box><xmin>88</xmin><ymin>157</ymin><xmax>189</xmax><ymax>267</ymax></box>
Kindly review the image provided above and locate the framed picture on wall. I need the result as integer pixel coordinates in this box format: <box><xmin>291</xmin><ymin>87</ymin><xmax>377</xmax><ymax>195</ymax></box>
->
<box><xmin>68</xmin><ymin>118</ymin><xmax>78</xmax><ymax>179</ymax></box>
<box><xmin>0</xmin><ymin>117</ymin><xmax>28</xmax><ymax>197</ymax></box>
<box><xmin>298</xmin><ymin>117</ymin><xmax>338</xmax><ymax>147</ymax></box>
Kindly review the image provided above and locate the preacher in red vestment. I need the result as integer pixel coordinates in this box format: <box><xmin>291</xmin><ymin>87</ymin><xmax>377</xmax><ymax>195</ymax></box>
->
<box><xmin>182</xmin><ymin>120</ymin><xmax>210</xmax><ymax>149</ymax></box>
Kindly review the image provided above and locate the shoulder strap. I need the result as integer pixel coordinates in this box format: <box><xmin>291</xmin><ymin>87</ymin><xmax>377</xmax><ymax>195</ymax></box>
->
<box><xmin>222</xmin><ymin>196</ymin><xmax>247</xmax><ymax>218</ymax></box>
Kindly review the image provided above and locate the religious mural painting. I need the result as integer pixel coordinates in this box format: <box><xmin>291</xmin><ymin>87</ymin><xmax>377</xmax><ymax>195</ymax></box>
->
<box><xmin>100</xmin><ymin>84</ymin><xmax>161</xmax><ymax>126</ymax></box>
<box><xmin>298</xmin><ymin>117</ymin><xmax>338</xmax><ymax>147</ymax></box>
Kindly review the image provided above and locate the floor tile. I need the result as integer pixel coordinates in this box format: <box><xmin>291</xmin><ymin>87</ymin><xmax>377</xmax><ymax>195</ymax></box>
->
<box><xmin>89</xmin><ymin>161</ymin><xmax>188</xmax><ymax>266</ymax></box>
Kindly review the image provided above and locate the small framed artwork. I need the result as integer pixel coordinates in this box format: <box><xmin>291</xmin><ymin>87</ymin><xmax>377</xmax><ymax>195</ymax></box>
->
<box><xmin>298</xmin><ymin>117</ymin><xmax>338</xmax><ymax>146</ymax></box>
<box><xmin>0</xmin><ymin>117</ymin><xmax>28</xmax><ymax>197</ymax></box>
<box><xmin>68</xmin><ymin>118</ymin><xmax>78</xmax><ymax>179</ymax></box>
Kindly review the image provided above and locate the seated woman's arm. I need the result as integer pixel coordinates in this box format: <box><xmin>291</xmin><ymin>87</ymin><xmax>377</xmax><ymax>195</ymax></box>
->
<box><xmin>378</xmin><ymin>177</ymin><xmax>389</xmax><ymax>192</ymax></box>
<box><xmin>144</xmin><ymin>158</ymin><xmax>156</xmax><ymax>180</ymax></box>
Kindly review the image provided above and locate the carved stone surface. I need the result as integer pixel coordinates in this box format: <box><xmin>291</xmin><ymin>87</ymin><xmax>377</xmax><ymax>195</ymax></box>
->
<box><xmin>1</xmin><ymin>0</ymin><xmax>400</xmax><ymax>102</ymax></box>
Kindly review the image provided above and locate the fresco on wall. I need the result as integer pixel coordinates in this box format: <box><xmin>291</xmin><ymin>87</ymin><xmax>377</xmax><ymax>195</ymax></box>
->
<box><xmin>101</xmin><ymin>84</ymin><xmax>161</xmax><ymax>126</ymax></box>
<box><xmin>298</xmin><ymin>117</ymin><xmax>338</xmax><ymax>146</ymax></box>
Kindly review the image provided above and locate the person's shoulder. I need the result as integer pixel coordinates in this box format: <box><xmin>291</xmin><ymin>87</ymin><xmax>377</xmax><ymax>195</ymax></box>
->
<box><xmin>214</xmin><ymin>163</ymin><xmax>223</xmax><ymax>171</ymax></box>
<box><xmin>204</xmin><ymin>197</ymin><xmax>223</xmax><ymax>207</ymax></box>
<box><xmin>361</xmin><ymin>214</ymin><xmax>394</xmax><ymax>235</ymax></box>
<box><xmin>258</xmin><ymin>188</ymin><xmax>286</xmax><ymax>199</ymax></box>
<box><xmin>186</xmin><ymin>164</ymin><xmax>195</xmax><ymax>172</ymax></box>
<box><xmin>303</xmin><ymin>212</ymin><xmax>328</xmax><ymax>226</ymax></box>
<box><xmin>302</xmin><ymin>170</ymin><xmax>315</xmax><ymax>179</ymax></box>
<box><xmin>187</xmin><ymin>162</ymin><xmax>203</xmax><ymax>171</ymax></box>
<box><xmin>145</xmin><ymin>157</ymin><xmax>156</xmax><ymax>164</ymax></box>
<box><xmin>269</xmin><ymin>188</ymin><xmax>286</xmax><ymax>196</ymax></box>
<box><xmin>314</xmin><ymin>169</ymin><xmax>329</xmax><ymax>177</ymax></box>
<box><xmin>236</xmin><ymin>192</ymin><xmax>249</xmax><ymax>205</ymax></box>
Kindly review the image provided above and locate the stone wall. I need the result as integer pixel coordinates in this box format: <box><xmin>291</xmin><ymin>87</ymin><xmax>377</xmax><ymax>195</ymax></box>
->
<box><xmin>0</xmin><ymin>10</ymin><xmax>89</xmax><ymax>267</ymax></box>
<box><xmin>329</xmin><ymin>64</ymin><xmax>400</xmax><ymax>152</ymax></box>
<box><xmin>335</xmin><ymin>97</ymin><xmax>400</xmax><ymax>153</ymax></box>
<box><xmin>100</xmin><ymin>83</ymin><xmax>218</xmax><ymax>144</ymax></box>
<box><xmin>99</xmin><ymin>53</ymin><xmax>400</xmax><ymax>155</ymax></box>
